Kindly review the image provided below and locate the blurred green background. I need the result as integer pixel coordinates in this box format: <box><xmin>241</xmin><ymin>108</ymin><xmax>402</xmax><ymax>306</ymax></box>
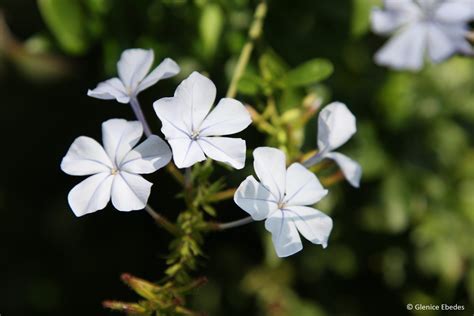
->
<box><xmin>1</xmin><ymin>0</ymin><xmax>473</xmax><ymax>315</ymax></box>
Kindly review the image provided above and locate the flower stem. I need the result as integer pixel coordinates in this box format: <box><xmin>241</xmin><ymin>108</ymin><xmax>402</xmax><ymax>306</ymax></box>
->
<box><xmin>208</xmin><ymin>216</ymin><xmax>254</xmax><ymax>231</ymax></box>
<box><xmin>129</xmin><ymin>97</ymin><xmax>152</xmax><ymax>137</ymax></box>
<box><xmin>207</xmin><ymin>187</ymin><xmax>236</xmax><ymax>202</ymax></box>
<box><xmin>226</xmin><ymin>1</ymin><xmax>267</xmax><ymax>98</ymax></box>
<box><xmin>145</xmin><ymin>204</ymin><xmax>181</xmax><ymax>236</ymax></box>
<box><xmin>320</xmin><ymin>170</ymin><xmax>345</xmax><ymax>187</ymax></box>
<box><xmin>184</xmin><ymin>167</ymin><xmax>192</xmax><ymax>189</ymax></box>
<box><xmin>302</xmin><ymin>151</ymin><xmax>322</xmax><ymax>168</ymax></box>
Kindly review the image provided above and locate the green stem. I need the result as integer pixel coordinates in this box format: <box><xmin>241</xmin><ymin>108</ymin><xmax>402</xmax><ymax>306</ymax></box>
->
<box><xmin>208</xmin><ymin>216</ymin><xmax>254</xmax><ymax>231</ymax></box>
<box><xmin>226</xmin><ymin>1</ymin><xmax>268</xmax><ymax>98</ymax></box>
<box><xmin>207</xmin><ymin>187</ymin><xmax>236</xmax><ymax>202</ymax></box>
<box><xmin>145</xmin><ymin>204</ymin><xmax>181</xmax><ymax>236</ymax></box>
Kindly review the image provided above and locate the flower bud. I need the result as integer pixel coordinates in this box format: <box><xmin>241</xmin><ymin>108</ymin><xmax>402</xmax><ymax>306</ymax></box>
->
<box><xmin>121</xmin><ymin>273</ymin><xmax>162</xmax><ymax>301</ymax></box>
<box><xmin>102</xmin><ymin>300</ymin><xmax>147</xmax><ymax>313</ymax></box>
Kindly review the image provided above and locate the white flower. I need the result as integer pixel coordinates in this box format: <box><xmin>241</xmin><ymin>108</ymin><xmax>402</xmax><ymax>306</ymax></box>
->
<box><xmin>153</xmin><ymin>72</ymin><xmax>252</xmax><ymax>169</ymax></box>
<box><xmin>306</xmin><ymin>102</ymin><xmax>362</xmax><ymax>188</ymax></box>
<box><xmin>371</xmin><ymin>0</ymin><xmax>474</xmax><ymax>70</ymax></box>
<box><xmin>60</xmin><ymin>119</ymin><xmax>172</xmax><ymax>216</ymax></box>
<box><xmin>234</xmin><ymin>147</ymin><xmax>333</xmax><ymax>258</ymax></box>
<box><xmin>87</xmin><ymin>48</ymin><xmax>180</xmax><ymax>103</ymax></box>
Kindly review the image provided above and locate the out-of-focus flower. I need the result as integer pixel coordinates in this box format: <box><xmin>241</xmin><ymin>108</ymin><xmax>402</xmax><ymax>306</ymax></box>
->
<box><xmin>154</xmin><ymin>72</ymin><xmax>251</xmax><ymax>169</ymax></box>
<box><xmin>234</xmin><ymin>147</ymin><xmax>333</xmax><ymax>257</ymax></box>
<box><xmin>371</xmin><ymin>0</ymin><xmax>474</xmax><ymax>71</ymax></box>
<box><xmin>88</xmin><ymin>48</ymin><xmax>180</xmax><ymax>103</ymax></box>
<box><xmin>305</xmin><ymin>102</ymin><xmax>362</xmax><ymax>188</ymax></box>
<box><xmin>61</xmin><ymin>119</ymin><xmax>171</xmax><ymax>216</ymax></box>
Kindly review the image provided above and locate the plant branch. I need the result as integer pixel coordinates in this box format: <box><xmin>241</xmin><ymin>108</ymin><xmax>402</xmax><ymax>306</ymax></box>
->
<box><xmin>226</xmin><ymin>1</ymin><xmax>267</xmax><ymax>98</ymax></box>
<box><xmin>302</xmin><ymin>151</ymin><xmax>322</xmax><ymax>168</ymax></box>
<box><xmin>145</xmin><ymin>204</ymin><xmax>181</xmax><ymax>236</ymax></box>
<box><xmin>129</xmin><ymin>97</ymin><xmax>152</xmax><ymax>137</ymax></box>
<box><xmin>208</xmin><ymin>187</ymin><xmax>237</xmax><ymax>202</ymax></box>
<box><xmin>320</xmin><ymin>170</ymin><xmax>345</xmax><ymax>187</ymax></box>
<box><xmin>208</xmin><ymin>216</ymin><xmax>254</xmax><ymax>231</ymax></box>
<box><xmin>167</xmin><ymin>163</ymin><xmax>185</xmax><ymax>186</ymax></box>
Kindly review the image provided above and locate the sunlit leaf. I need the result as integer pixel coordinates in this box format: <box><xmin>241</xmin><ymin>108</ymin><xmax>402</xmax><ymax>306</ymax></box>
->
<box><xmin>199</xmin><ymin>3</ymin><xmax>224</xmax><ymax>58</ymax></box>
<box><xmin>37</xmin><ymin>0</ymin><xmax>89</xmax><ymax>55</ymax></box>
<box><xmin>283</xmin><ymin>59</ymin><xmax>333</xmax><ymax>87</ymax></box>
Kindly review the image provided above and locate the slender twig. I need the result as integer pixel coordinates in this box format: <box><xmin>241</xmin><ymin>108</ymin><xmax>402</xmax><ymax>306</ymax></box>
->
<box><xmin>208</xmin><ymin>216</ymin><xmax>254</xmax><ymax>231</ymax></box>
<box><xmin>320</xmin><ymin>171</ymin><xmax>345</xmax><ymax>187</ymax></box>
<box><xmin>208</xmin><ymin>187</ymin><xmax>237</xmax><ymax>202</ymax></box>
<box><xmin>246</xmin><ymin>105</ymin><xmax>276</xmax><ymax>135</ymax></box>
<box><xmin>226</xmin><ymin>1</ymin><xmax>267</xmax><ymax>98</ymax></box>
<box><xmin>145</xmin><ymin>204</ymin><xmax>181</xmax><ymax>236</ymax></box>
<box><xmin>166</xmin><ymin>163</ymin><xmax>185</xmax><ymax>186</ymax></box>
<box><xmin>302</xmin><ymin>151</ymin><xmax>322</xmax><ymax>168</ymax></box>
<box><xmin>130</xmin><ymin>97</ymin><xmax>152</xmax><ymax>137</ymax></box>
<box><xmin>184</xmin><ymin>167</ymin><xmax>192</xmax><ymax>189</ymax></box>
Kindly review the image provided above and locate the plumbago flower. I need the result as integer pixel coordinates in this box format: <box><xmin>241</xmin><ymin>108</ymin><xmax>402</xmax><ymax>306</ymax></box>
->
<box><xmin>88</xmin><ymin>48</ymin><xmax>180</xmax><ymax>104</ymax></box>
<box><xmin>371</xmin><ymin>0</ymin><xmax>474</xmax><ymax>70</ymax></box>
<box><xmin>61</xmin><ymin>119</ymin><xmax>171</xmax><ymax>216</ymax></box>
<box><xmin>304</xmin><ymin>102</ymin><xmax>362</xmax><ymax>188</ymax></box>
<box><xmin>154</xmin><ymin>72</ymin><xmax>252</xmax><ymax>169</ymax></box>
<box><xmin>234</xmin><ymin>147</ymin><xmax>333</xmax><ymax>257</ymax></box>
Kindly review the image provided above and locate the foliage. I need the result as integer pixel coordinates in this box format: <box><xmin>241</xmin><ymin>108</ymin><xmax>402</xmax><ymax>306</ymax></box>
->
<box><xmin>1</xmin><ymin>0</ymin><xmax>473</xmax><ymax>315</ymax></box>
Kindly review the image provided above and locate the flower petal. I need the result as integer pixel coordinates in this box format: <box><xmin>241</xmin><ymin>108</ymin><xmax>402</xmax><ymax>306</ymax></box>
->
<box><xmin>374</xmin><ymin>22</ymin><xmax>428</xmax><ymax>71</ymax></box>
<box><xmin>324</xmin><ymin>152</ymin><xmax>362</xmax><ymax>188</ymax></box>
<box><xmin>284</xmin><ymin>163</ymin><xmax>328</xmax><ymax>206</ymax></box>
<box><xmin>111</xmin><ymin>171</ymin><xmax>152</xmax><ymax>211</ymax></box>
<box><xmin>284</xmin><ymin>206</ymin><xmax>333</xmax><ymax>248</ymax></box>
<box><xmin>67</xmin><ymin>172</ymin><xmax>114</xmax><ymax>216</ymax></box>
<box><xmin>234</xmin><ymin>176</ymin><xmax>278</xmax><ymax>220</ymax></box>
<box><xmin>317</xmin><ymin>102</ymin><xmax>357</xmax><ymax>153</ymax></box>
<box><xmin>198</xmin><ymin>136</ymin><xmax>246</xmax><ymax>169</ymax></box>
<box><xmin>153</xmin><ymin>97</ymin><xmax>190</xmax><ymax>138</ymax></box>
<box><xmin>120</xmin><ymin>135</ymin><xmax>172</xmax><ymax>174</ymax></box>
<box><xmin>427</xmin><ymin>24</ymin><xmax>458</xmax><ymax>63</ymax></box>
<box><xmin>253</xmin><ymin>147</ymin><xmax>286</xmax><ymax>201</ymax></box>
<box><xmin>199</xmin><ymin>98</ymin><xmax>251</xmax><ymax>136</ymax></box>
<box><xmin>137</xmin><ymin>58</ymin><xmax>180</xmax><ymax>94</ymax></box>
<box><xmin>435</xmin><ymin>24</ymin><xmax>474</xmax><ymax>56</ymax></box>
<box><xmin>383</xmin><ymin>0</ymin><xmax>419</xmax><ymax>11</ymax></box>
<box><xmin>434</xmin><ymin>0</ymin><xmax>474</xmax><ymax>23</ymax></box>
<box><xmin>117</xmin><ymin>48</ymin><xmax>154</xmax><ymax>91</ymax></box>
<box><xmin>168</xmin><ymin>138</ymin><xmax>206</xmax><ymax>168</ymax></box>
<box><xmin>102</xmin><ymin>119</ymin><xmax>143</xmax><ymax>166</ymax></box>
<box><xmin>87</xmin><ymin>78</ymin><xmax>129</xmax><ymax>104</ymax></box>
<box><xmin>264</xmin><ymin>210</ymin><xmax>303</xmax><ymax>257</ymax></box>
<box><xmin>371</xmin><ymin>9</ymin><xmax>407</xmax><ymax>35</ymax></box>
<box><xmin>61</xmin><ymin>136</ymin><xmax>113</xmax><ymax>176</ymax></box>
<box><xmin>175</xmin><ymin>72</ymin><xmax>216</xmax><ymax>132</ymax></box>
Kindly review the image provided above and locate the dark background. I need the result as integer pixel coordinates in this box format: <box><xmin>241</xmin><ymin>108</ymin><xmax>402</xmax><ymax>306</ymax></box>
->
<box><xmin>1</xmin><ymin>0</ymin><xmax>473</xmax><ymax>315</ymax></box>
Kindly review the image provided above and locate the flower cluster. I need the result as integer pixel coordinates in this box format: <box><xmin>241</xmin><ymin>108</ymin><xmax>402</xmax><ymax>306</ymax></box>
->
<box><xmin>371</xmin><ymin>0</ymin><xmax>474</xmax><ymax>70</ymax></box>
<box><xmin>61</xmin><ymin>48</ymin><xmax>361</xmax><ymax>258</ymax></box>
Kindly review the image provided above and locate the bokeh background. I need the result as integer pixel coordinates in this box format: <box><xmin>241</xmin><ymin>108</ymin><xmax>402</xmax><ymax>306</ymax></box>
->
<box><xmin>1</xmin><ymin>0</ymin><xmax>473</xmax><ymax>315</ymax></box>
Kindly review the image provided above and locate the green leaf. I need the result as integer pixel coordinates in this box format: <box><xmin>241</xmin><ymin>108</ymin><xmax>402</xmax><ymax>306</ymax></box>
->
<box><xmin>37</xmin><ymin>0</ymin><xmax>89</xmax><ymax>55</ymax></box>
<box><xmin>238</xmin><ymin>73</ymin><xmax>263</xmax><ymax>96</ymax></box>
<box><xmin>258</xmin><ymin>50</ymin><xmax>288</xmax><ymax>82</ymax></box>
<box><xmin>202</xmin><ymin>205</ymin><xmax>217</xmax><ymax>217</ymax></box>
<box><xmin>279</xmin><ymin>88</ymin><xmax>303</xmax><ymax>112</ymax></box>
<box><xmin>351</xmin><ymin>0</ymin><xmax>379</xmax><ymax>37</ymax></box>
<box><xmin>199</xmin><ymin>3</ymin><xmax>224</xmax><ymax>58</ymax></box>
<box><xmin>283</xmin><ymin>59</ymin><xmax>333</xmax><ymax>87</ymax></box>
